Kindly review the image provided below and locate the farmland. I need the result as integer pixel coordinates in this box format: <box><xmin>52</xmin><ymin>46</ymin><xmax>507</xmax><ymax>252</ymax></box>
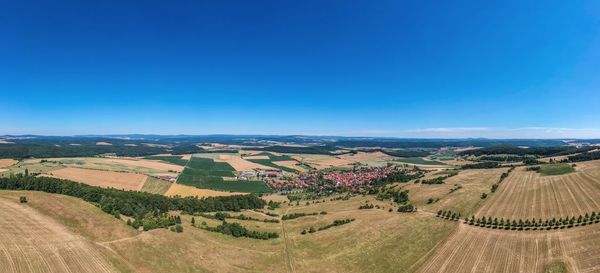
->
<box><xmin>417</xmin><ymin>224</ymin><xmax>600</xmax><ymax>273</ymax></box>
<box><xmin>0</xmin><ymin>191</ymin><xmax>129</xmax><ymax>273</ymax></box>
<box><xmin>44</xmin><ymin>167</ymin><xmax>148</xmax><ymax>191</ymax></box>
<box><xmin>476</xmin><ymin>166</ymin><xmax>600</xmax><ymax>219</ymax></box>
<box><xmin>289</xmin><ymin>151</ymin><xmax>396</xmax><ymax>170</ymax></box>
<box><xmin>245</xmin><ymin>152</ymin><xmax>300</xmax><ymax>172</ymax></box>
<box><xmin>164</xmin><ymin>183</ymin><xmax>245</xmax><ymax>197</ymax></box>
<box><xmin>177</xmin><ymin>156</ymin><xmax>271</xmax><ymax>193</ymax></box>
<box><xmin>2</xmin><ymin>137</ymin><xmax>600</xmax><ymax>272</ymax></box>
<box><xmin>396</xmin><ymin>157</ymin><xmax>446</xmax><ymax>166</ymax></box>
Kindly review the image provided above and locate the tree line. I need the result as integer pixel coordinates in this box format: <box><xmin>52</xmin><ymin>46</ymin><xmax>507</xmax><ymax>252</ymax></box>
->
<box><xmin>282</xmin><ymin>211</ymin><xmax>326</xmax><ymax>220</ymax></box>
<box><xmin>301</xmin><ymin>218</ymin><xmax>355</xmax><ymax>234</ymax></box>
<box><xmin>438</xmin><ymin>210</ymin><xmax>600</xmax><ymax>230</ymax></box>
<box><xmin>0</xmin><ymin>175</ymin><xmax>266</xmax><ymax>221</ymax></box>
<box><xmin>196</xmin><ymin>212</ymin><xmax>279</xmax><ymax>223</ymax></box>
<box><xmin>201</xmin><ymin>221</ymin><xmax>279</xmax><ymax>240</ymax></box>
<box><xmin>459</xmin><ymin>145</ymin><xmax>594</xmax><ymax>157</ymax></box>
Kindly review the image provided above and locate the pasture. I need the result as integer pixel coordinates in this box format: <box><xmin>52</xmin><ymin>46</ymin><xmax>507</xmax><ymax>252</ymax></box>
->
<box><xmin>476</xmin><ymin>166</ymin><xmax>600</xmax><ymax>219</ymax></box>
<box><xmin>403</xmin><ymin>168</ymin><xmax>507</xmax><ymax>216</ymax></box>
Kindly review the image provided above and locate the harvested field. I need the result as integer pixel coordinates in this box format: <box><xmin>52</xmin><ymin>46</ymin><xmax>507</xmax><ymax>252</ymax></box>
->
<box><xmin>476</xmin><ymin>167</ymin><xmax>600</xmax><ymax>219</ymax></box>
<box><xmin>290</xmin><ymin>152</ymin><xmax>393</xmax><ymax>170</ymax></box>
<box><xmin>164</xmin><ymin>183</ymin><xmax>244</xmax><ymax>197</ymax></box>
<box><xmin>417</xmin><ymin>224</ymin><xmax>600</xmax><ymax>273</ymax></box>
<box><xmin>216</xmin><ymin>154</ymin><xmax>275</xmax><ymax>171</ymax></box>
<box><xmin>0</xmin><ymin>159</ymin><xmax>17</xmax><ymax>168</ymax></box>
<box><xmin>105</xmin><ymin>158</ymin><xmax>184</xmax><ymax>172</ymax></box>
<box><xmin>140</xmin><ymin>177</ymin><xmax>172</xmax><ymax>195</ymax></box>
<box><xmin>45</xmin><ymin>167</ymin><xmax>148</xmax><ymax>191</ymax></box>
<box><xmin>273</xmin><ymin>160</ymin><xmax>306</xmax><ymax>172</ymax></box>
<box><xmin>0</xmin><ymin>195</ymin><xmax>120</xmax><ymax>273</ymax></box>
<box><xmin>243</xmin><ymin>155</ymin><xmax>270</xmax><ymax>160</ymax></box>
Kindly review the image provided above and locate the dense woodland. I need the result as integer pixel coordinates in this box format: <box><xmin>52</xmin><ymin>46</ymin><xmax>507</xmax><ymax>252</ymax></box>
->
<box><xmin>565</xmin><ymin>151</ymin><xmax>600</xmax><ymax>162</ymax></box>
<box><xmin>461</xmin><ymin>162</ymin><xmax>501</xmax><ymax>169</ymax></box>
<box><xmin>459</xmin><ymin>145</ymin><xmax>594</xmax><ymax>157</ymax></box>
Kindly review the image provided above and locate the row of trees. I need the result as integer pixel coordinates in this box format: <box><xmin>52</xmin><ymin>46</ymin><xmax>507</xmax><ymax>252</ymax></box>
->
<box><xmin>301</xmin><ymin>218</ymin><xmax>355</xmax><ymax>234</ymax></box>
<box><xmin>490</xmin><ymin>167</ymin><xmax>515</xmax><ymax>193</ymax></box>
<box><xmin>0</xmin><ymin>175</ymin><xmax>266</xmax><ymax>223</ymax></box>
<box><xmin>196</xmin><ymin>212</ymin><xmax>279</xmax><ymax>223</ymax></box>
<box><xmin>438</xmin><ymin>210</ymin><xmax>600</xmax><ymax>230</ymax></box>
<box><xmin>371</xmin><ymin>169</ymin><xmax>425</xmax><ymax>187</ymax></box>
<box><xmin>420</xmin><ymin>172</ymin><xmax>457</xmax><ymax>185</ymax></box>
<box><xmin>282</xmin><ymin>211</ymin><xmax>326</xmax><ymax>220</ymax></box>
<box><xmin>462</xmin><ymin>162</ymin><xmax>501</xmax><ymax>169</ymax></box>
<box><xmin>202</xmin><ymin>221</ymin><xmax>279</xmax><ymax>240</ymax></box>
<box><xmin>564</xmin><ymin>151</ymin><xmax>600</xmax><ymax>163</ymax></box>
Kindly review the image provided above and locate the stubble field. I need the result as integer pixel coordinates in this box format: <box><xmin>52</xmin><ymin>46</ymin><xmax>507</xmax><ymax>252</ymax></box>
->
<box><xmin>476</xmin><ymin>166</ymin><xmax>600</xmax><ymax>220</ymax></box>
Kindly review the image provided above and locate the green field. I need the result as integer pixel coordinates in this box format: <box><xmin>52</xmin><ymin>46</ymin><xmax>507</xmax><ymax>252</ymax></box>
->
<box><xmin>538</xmin><ymin>163</ymin><xmax>576</xmax><ymax>176</ymax></box>
<box><xmin>143</xmin><ymin>155</ymin><xmax>189</xmax><ymax>166</ymax></box>
<box><xmin>396</xmin><ymin>157</ymin><xmax>446</xmax><ymax>165</ymax></box>
<box><xmin>247</xmin><ymin>153</ymin><xmax>298</xmax><ymax>172</ymax></box>
<box><xmin>178</xmin><ymin>157</ymin><xmax>271</xmax><ymax>193</ymax></box>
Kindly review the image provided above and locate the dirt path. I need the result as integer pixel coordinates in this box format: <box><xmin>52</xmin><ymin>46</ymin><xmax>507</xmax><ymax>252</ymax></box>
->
<box><xmin>280</xmin><ymin>207</ymin><xmax>296</xmax><ymax>273</ymax></box>
<box><xmin>0</xmin><ymin>197</ymin><xmax>119</xmax><ymax>273</ymax></box>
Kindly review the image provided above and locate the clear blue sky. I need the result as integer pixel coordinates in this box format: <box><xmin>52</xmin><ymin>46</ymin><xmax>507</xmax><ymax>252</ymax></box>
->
<box><xmin>1</xmin><ymin>1</ymin><xmax>599</xmax><ymax>138</ymax></box>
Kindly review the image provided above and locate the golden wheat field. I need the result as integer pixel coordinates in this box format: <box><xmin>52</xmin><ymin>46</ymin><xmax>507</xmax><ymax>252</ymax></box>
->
<box><xmin>45</xmin><ymin>167</ymin><xmax>148</xmax><ymax>191</ymax></box>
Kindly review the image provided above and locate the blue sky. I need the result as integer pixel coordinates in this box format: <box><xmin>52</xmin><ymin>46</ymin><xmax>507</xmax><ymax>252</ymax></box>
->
<box><xmin>1</xmin><ymin>1</ymin><xmax>599</xmax><ymax>138</ymax></box>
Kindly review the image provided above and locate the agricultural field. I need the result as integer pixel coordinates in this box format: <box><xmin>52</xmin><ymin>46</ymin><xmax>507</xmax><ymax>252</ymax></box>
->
<box><xmin>140</xmin><ymin>176</ymin><xmax>172</xmax><ymax>195</ymax></box>
<box><xmin>289</xmin><ymin>151</ymin><xmax>394</xmax><ymax>170</ymax></box>
<box><xmin>142</xmin><ymin>155</ymin><xmax>189</xmax><ymax>166</ymax></box>
<box><xmin>476</xmin><ymin>165</ymin><xmax>600</xmax><ymax>220</ymax></box>
<box><xmin>215</xmin><ymin>153</ymin><xmax>277</xmax><ymax>171</ymax></box>
<box><xmin>0</xmin><ymin>159</ymin><xmax>17</xmax><ymax>173</ymax></box>
<box><xmin>177</xmin><ymin>156</ymin><xmax>271</xmax><ymax>193</ymax></box>
<box><xmin>0</xmin><ymin>191</ymin><xmax>130</xmax><ymax>273</ymax></box>
<box><xmin>164</xmin><ymin>183</ymin><xmax>244</xmax><ymax>197</ymax></box>
<box><xmin>396</xmin><ymin>157</ymin><xmax>446</xmax><ymax>166</ymax></box>
<box><xmin>44</xmin><ymin>167</ymin><xmax>148</xmax><ymax>191</ymax></box>
<box><xmin>417</xmin><ymin>224</ymin><xmax>600</xmax><ymax>273</ymax></box>
<box><xmin>244</xmin><ymin>152</ymin><xmax>301</xmax><ymax>173</ymax></box>
<box><xmin>0</xmin><ymin>157</ymin><xmax>184</xmax><ymax>180</ymax></box>
<box><xmin>402</xmin><ymin>168</ymin><xmax>507</xmax><ymax>216</ymax></box>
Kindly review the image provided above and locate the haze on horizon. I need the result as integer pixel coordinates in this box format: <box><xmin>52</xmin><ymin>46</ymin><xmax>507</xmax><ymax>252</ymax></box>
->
<box><xmin>1</xmin><ymin>1</ymin><xmax>599</xmax><ymax>138</ymax></box>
